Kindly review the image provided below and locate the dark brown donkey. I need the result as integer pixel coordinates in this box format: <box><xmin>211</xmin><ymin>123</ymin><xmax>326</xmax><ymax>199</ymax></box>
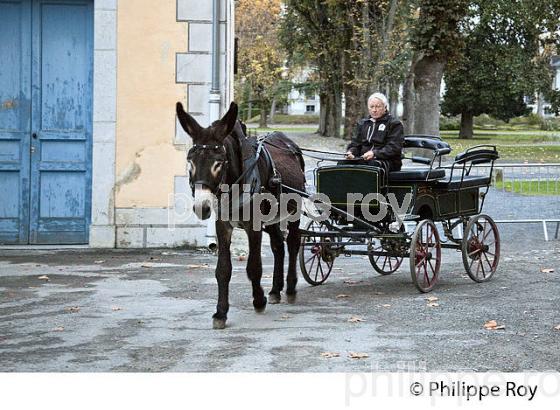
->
<box><xmin>176</xmin><ymin>101</ymin><xmax>306</xmax><ymax>329</ymax></box>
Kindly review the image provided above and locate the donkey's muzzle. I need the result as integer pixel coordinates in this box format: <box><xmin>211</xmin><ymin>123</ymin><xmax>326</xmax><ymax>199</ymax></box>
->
<box><xmin>193</xmin><ymin>188</ymin><xmax>215</xmax><ymax>220</ymax></box>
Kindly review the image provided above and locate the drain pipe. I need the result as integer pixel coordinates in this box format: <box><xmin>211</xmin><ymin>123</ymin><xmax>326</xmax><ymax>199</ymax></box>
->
<box><xmin>206</xmin><ymin>0</ymin><xmax>221</xmax><ymax>251</ymax></box>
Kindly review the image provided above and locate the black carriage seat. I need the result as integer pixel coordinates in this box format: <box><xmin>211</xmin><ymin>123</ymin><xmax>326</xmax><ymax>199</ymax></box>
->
<box><xmin>435</xmin><ymin>146</ymin><xmax>498</xmax><ymax>190</ymax></box>
<box><xmin>388</xmin><ymin>168</ymin><xmax>446</xmax><ymax>182</ymax></box>
<box><xmin>435</xmin><ymin>175</ymin><xmax>490</xmax><ymax>190</ymax></box>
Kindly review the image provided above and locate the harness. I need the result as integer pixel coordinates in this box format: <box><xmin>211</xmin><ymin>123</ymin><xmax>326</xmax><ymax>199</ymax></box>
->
<box><xmin>187</xmin><ymin>134</ymin><xmax>283</xmax><ymax>213</ymax></box>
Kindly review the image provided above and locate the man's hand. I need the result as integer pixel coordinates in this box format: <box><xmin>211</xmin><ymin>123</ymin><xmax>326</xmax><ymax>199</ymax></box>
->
<box><xmin>345</xmin><ymin>151</ymin><xmax>355</xmax><ymax>159</ymax></box>
<box><xmin>362</xmin><ymin>150</ymin><xmax>374</xmax><ymax>161</ymax></box>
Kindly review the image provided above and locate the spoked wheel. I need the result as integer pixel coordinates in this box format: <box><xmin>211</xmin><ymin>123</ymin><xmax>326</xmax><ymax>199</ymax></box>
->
<box><xmin>299</xmin><ymin>219</ymin><xmax>336</xmax><ymax>286</ymax></box>
<box><xmin>410</xmin><ymin>219</ymin><xmax>441</xmax><ymax>293</ymax></box>
<box><xmin>368</xmin><ymin>239</ymin><xmax>403</xmax><ymax>275</ymax></box>
<box><xmin>462</xmin><ymin>214</ymin><xmax>500</xmax><ymax>282</ymax></box>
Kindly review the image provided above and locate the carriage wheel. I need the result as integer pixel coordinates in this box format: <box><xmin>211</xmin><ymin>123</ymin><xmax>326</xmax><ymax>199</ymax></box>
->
<box><xmin>299</xmin><ymin>219</ymin><xmax>335</xmax><ymax>286</ymax></box>
<box><xmin>461</xmin><ymin>214</ymin><xmax>500</xmax><ymax>282</ymax></box>
<box><xmin>409</xmin><ymin>219</ymin><xmax>441</xmax><ymax>293</ymax></box>
<box><xmin>368</xmin><ymin>239</ymin><xmax>403</xmax><ymax>275</ymax></box>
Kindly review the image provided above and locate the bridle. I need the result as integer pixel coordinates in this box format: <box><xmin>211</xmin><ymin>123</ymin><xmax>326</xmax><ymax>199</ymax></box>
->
<box><xmin>187</xmin><ymin>144</ymin><xmax>228</xmax><ymax>195</ymax></box>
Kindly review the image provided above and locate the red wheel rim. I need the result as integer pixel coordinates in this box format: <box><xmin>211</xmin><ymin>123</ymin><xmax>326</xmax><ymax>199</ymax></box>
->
<box><xmin>300</xmin><ymin>220</ymin><xmax>334</xmax><ymax>285</ymax></box>
<box><xmin>369</xmin><ymin>239</ymin><xmax>403</xmax><ymax>275</ymax></box>
<box><xmin>411</xmin><ymin>221</ymin><xmax>441</xmax><ymax>292</ymax></box>
<box><xmin>464</xmin><ymin>215</ymin><xmax>500</xmax><ymax>281</ymax></box>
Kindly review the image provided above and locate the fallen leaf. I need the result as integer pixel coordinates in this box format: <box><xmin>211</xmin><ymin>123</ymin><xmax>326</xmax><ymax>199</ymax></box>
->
<box><xmin>426</xmin><ymin>296</ymin><xmax>439</xmax><ymax>302</ymax></box>
<box><xmin>111</xmin><ymin>306</ymin><xmax>123</xmax><ymax>311</ymax></box>
<box><xmin>238</xmin><ymin>255</ymin><xmax>247</xmax><ymax>261</ymax></box>
<box><xmin>320</xmin><ymin>352</ymin><xmax>340</xmax><ymax>358</ymax></box>
<box><xmin>38</xmin><ymin>275</ymin><xmax>49</xmax><ymax>281</ymax></box>
<box><xmin>65</xmin><ymin>306</ymin><xmax>80</xmax><ymax>313</ymax></box>
<box><xmin>336</xmin><ymin>294</ymin><xmax>349</xmax><ymax>299</ymax></box>
<box><xmin>344</xmin><ymin>280</ymin><xmax>362</xmax><ymax>285</ymax></box>
<box><xmin>540</xmin><ymin>268</ymin><xmax>555</xmax><ymax>273</ymax></box>
<box><xmin>381</xmin><ymin>304</ymin><xmax>391</xmax><ymax>308</ymax></box>
<box><xmin>484</xmin><ymin>320</ymin><xmax>505</xmax><ymax>330</ymax></box>
<box><xmin>187</xmin><ymin>264</ymin><xmax>208</xmax><ymax>269</ymax></box>
<box><xmin>427</xmin><ymin>302</ymin><xmax>440</xmax><ymax>307</ymax></box>
<box><xmin>484</xmin><ymin>320</ymin><xmax>497</xmax><ymax>329</ymax></box>
<box><xmin>94</xmin><ymin>260</ymin><xmax>105</xmax><ymax>264</ymax></box>
<box><xmin>348</xmin><ymin>352</ymin><xmax>369</xmax><ymax>359</ymax></box>
<box><xmin>262</xmin><ymin>274</ymin><xmax>272</xmax><ymax>279</ymax></box>
<box><xmin>554</xmin><ymin>325</ymin><xmax>560</xmax><ymax>331</ymax></box>
<box><xmin>348</xmin><ymin>316</ymin><xmax>365</xmax><ymax>323</ymax></box>
<box><xmin>53</xmin><ymin>326</ymin><xmax>64</xmax><ymax>332</ymax></box>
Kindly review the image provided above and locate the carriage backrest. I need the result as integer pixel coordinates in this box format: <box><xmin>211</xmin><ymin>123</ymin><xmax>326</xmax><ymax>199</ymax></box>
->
<box><xmin>403</xmin><ymin>135</ymin><xmax>452</xmax><ymax>156</ymax></box>
<box><xmin>454</xmin><ymin>146</ymin><xmax>499</xmax><ymax>165</ymax></box>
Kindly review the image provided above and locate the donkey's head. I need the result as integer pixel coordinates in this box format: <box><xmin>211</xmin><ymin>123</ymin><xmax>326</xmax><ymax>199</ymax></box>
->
<box><xmin>176</xmin><ymin>101</ymin><xmax>238</xmax><ymax>220</ymax></box>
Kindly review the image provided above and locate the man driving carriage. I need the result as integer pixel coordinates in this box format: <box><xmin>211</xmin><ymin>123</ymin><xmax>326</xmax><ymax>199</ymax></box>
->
<box><xmin>344</xmin><ymin>92</ymin><xmax>404</xmax><ymax>173</ymax></box>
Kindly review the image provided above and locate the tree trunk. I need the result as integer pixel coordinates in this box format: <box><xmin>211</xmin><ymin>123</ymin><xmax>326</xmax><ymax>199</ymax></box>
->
<box><xmin>269</xmin><ymin>98</ymin><xmax>277</xmax><ymax>124</ymax></box>
<box><xmin>411</xmin><ymin>55</ymin><xmax>445</xmax><ymax>136</ymax></box>
<box><xmin>318</xmin><ymin>91</ymin><xmax>328</xmax><ymax>135</ymax></box>
<box><xmin>247</xmin><ymin>101</ymin><xmax>253</xmax><ymax>122</ymax></box>
<box><xmin>259</xmin><ymin>100</ymin><xmax>268</xmax><ymax>128</ymax></box>
<box><xmin>343</xmin><ymin>83</ymin><xmax>363</xmax><ymax>140</ymax></box>
<box><xmin>402</xmin><ymin>58</ymin><xmax>416</xmax><ymax>134</ymax></box>
<box><xmin>459</xmin><ymin>111</ymin><xmax>474</xmax><ymax>139</ymax></box>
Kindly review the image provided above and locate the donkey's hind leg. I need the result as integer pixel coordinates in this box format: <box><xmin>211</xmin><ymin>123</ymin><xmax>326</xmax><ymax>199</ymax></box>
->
<box><xmin>264</xmin><ymin>223</ymin><xmax>285</xmax><ymax>304</ymax></box>
<box><xmin>245</xmin><ymin>228</ymin><xmax>267</xmax><ymax>312</ymax></box>
<box><xmin>286</xmin><ymin>220</ymin><xmax>301</xmax><ymax>303</ymax></box>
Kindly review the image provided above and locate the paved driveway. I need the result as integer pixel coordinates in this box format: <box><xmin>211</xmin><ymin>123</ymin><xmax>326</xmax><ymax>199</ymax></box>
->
<box><xmin>1</xmin><ymin>234</ymin><xmax>559</xmax><ymax>372</ymax></box>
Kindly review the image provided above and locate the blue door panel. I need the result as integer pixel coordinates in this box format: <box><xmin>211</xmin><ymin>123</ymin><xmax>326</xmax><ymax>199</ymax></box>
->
<box><xmin>29</xmin><ymin>0</ymin><xmax>93</xmax><ymax>244</ymax></box>
<box><xmin>0</xmin><ymin>0</ymin><xmax>31</xmax><ymax>244</ymax></box>
<box><xmin>0</xmin><ymin>0</ymin><xmax>92</xmax><ymax>244</ymax></box>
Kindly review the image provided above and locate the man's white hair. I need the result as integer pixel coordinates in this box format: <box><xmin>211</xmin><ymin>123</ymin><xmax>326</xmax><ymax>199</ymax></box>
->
<box><xmin>368</xmin><ymin>92</ymin><xmax>389</xmax><ymax>110</ymax></box>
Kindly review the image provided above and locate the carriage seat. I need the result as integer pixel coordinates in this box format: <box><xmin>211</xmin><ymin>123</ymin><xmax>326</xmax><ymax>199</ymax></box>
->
<box><xmin>388</xmin><ymin>168</ymin><xmax>446</xmax><ymax>182</ymax></box>
<box><xmin>435</xmin><ymin>175</ymin><xmax>490</xmax><ymax>190</ymax></box>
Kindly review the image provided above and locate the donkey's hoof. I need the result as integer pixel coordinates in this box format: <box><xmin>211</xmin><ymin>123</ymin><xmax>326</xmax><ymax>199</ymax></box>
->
<box><xmin>253</xmin><ymin>297</ymin><xmax>267</xmax><ymax>312</ymax></box>
<box><xmin>268</xmin><ymin>292</ymin><xmax>281</xmax><ymax>304</ymax></box>
<box><xmin>286</xmin><ymin>292</ymin><xmax>297</xmax><ymax>304</ymax></box>
<box><xmin>213</xmin><ymin>318</ymin><xmax>227</xmax><ymax>329</ymax></box>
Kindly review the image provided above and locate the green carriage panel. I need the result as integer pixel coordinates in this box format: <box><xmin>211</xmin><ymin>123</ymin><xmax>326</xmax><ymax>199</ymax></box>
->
<box><xmin>316</xmin><ymin>165</ymin><xmax>381</xmax><ymax>211</ymax></box>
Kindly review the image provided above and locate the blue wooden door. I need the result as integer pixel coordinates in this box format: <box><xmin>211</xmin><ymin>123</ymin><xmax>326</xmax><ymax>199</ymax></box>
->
<box><xmin>0</xmin><ymin>0</ymin><xmax>93</xmax><ymax>244</ymax></box>
<box><xmin>0</xmin><ymin>0</ymin><xmax>32</xmax><ymax>244</ymax></box>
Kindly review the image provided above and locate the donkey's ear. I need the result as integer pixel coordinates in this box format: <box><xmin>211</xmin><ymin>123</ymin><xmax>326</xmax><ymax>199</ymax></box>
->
<box><xmin>217</xmin><ymin>102</ymin><xmax>238</xmax><ymax>140</ymax></box>
<box><xmin>176</xmin><ymin>102</ymin><xmax>202</xmax><ymax>138</ymax></box>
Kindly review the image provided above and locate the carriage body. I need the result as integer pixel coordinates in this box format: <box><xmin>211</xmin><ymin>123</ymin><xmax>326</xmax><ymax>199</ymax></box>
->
<box><xmin>300</xmin><ymin>136</ymin><xmax>501</xmax><ymax>292</ymax></box>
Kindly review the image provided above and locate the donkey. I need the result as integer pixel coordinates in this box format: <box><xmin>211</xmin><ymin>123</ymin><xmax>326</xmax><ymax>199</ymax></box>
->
<box><xmin>176</xmin><ymin>101</ymin><xmax>306</xmax><ymax>329</ymax></box>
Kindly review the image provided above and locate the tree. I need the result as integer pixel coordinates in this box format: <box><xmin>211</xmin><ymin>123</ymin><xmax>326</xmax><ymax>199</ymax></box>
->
<box><xmin>281</xmin><ymin>0</ymin><xmax>412</xmax><ymax>139</ymax></box>
<box><xmin>340</xmin><ymin>0</ymin><xmax>413</xmax><ymax>139</ymax></box>
<box><xmin>235</xmin><ymin>0</ymin><xmax>285</xmax><ymax>127</ymax></box>
<box><xmin>442</xmin><ymin>0</ymin><xmax>560</xmax><ymax>138</ymax></box>
<box><xmin>403</xmin><ymin>0</ymin><xmax>468</xmax><ymax>136</ymax></box>
<box><xmin>280</xmin><ymin>1</ymin><xmax>347</xmax><ymax>138</ymax></box>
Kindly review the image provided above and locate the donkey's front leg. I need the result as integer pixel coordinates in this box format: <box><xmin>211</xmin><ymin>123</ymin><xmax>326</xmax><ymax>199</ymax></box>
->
<box><xmin>264</xmin><ymin>224</ymin><xmax>285</xmax><ymax>304</ymax></box>
<box><xmin>285</xmin><ymin>220</ymin><xmax>301</xmax><ymax>303</ymax></box>
<box><xmin>245</xmin><ymin>228</ymin><xmax>267</xmax><ymax>312</ymax></box>
<box><xmin>213</xmin><ymin>221</ymin><xmax>233</xmax><ymax>329</ymax></box>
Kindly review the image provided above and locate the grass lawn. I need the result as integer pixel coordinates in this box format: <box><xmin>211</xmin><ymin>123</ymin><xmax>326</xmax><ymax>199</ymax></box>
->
<box><xmin>439</xmin><ymin>130</ymin><xmax>560</xmax><ymax>162</ymax></box>
<box><xmin>495</xmin><ymin>180</ymin><xmax>560</xmax><ymax>195</ymax></box>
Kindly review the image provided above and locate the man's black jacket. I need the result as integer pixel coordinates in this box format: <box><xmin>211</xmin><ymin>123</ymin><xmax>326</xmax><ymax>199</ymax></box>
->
<box><xmin>346</xmin><ymin>112</ymin><xmax>404</xmax><ymax>171</ymax></box>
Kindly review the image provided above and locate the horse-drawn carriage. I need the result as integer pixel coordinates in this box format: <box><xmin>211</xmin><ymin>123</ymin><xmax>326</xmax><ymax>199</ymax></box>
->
<box><xmin>299</xmin><ymin>135</ymin><xmax>501</xmax><ymax>292</ymax></box>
